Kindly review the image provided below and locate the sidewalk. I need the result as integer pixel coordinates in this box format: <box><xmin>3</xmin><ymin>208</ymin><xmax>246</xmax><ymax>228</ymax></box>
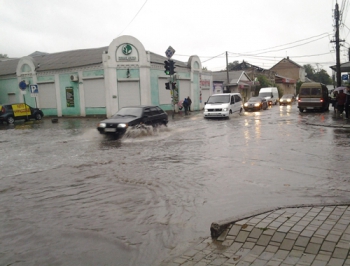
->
<box><xmin>166</xmin><ymin>204</ymin><xmax>350</xmax><ymax>266</ymax></box>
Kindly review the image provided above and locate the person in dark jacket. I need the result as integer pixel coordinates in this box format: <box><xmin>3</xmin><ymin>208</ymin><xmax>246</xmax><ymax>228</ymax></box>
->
<box><xmin>336</xmin><ymin>89</ymin><xmax>347</xmax><ymax>117</ymax></box>
<box><xmin>345</xmin><ymin>86</ymin><xmax>350</xmax><ymax>119</ymax></box>
<box><xmin>187</xmin><ymin>96</ymin><xmax>192</xmax><ymax>112</ymax></box>
<box><xmin>183</xmin><ymin>97</ymin><xmax>189</xmax><ymax>115</ymax></box>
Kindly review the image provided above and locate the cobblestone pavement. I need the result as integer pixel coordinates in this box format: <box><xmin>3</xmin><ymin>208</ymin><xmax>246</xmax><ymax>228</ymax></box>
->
<box><xmin>165</xmin><ymin>205</ymin><xmax>350</xmax><ymax>266</ymax></box>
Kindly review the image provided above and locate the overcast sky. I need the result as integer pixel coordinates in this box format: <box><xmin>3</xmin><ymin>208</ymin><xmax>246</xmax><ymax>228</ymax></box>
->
<box><xmin>1</xmin><ymin>0</ymin><xmax>349</xmax><ymax>76</ymax></box>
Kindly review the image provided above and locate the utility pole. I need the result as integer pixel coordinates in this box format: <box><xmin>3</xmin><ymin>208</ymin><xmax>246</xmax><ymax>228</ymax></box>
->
<box><xmin>226</xmin><ymin>51</ymin><xmax>229</xmax><ymax>92</ymax></box>
<box><xmin>331</xmin><ymin>3</ymin><xmax>344</xmax><ymax>86</ymax></box>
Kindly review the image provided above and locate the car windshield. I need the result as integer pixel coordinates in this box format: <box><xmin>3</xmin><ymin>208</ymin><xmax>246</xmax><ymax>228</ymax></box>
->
<box><xmin>112</xmin><ymin>107</ymin><xmax>142</xmax><ymax>118</ymax></box>
<box><xmin>248</xmin><ymin>97</ymin><xmax>261</xmax><ymax>102</ymax></box>
<box><xmin>259</xmin><ymin>92</ymin><xmax>271</xmax><ymax>97</ymax></box>
<box><xmin>282</xmin><ymin>94</ymin><xmax>293</xmax><ymax>99</ymax></box>
<box><xmin>207</xmin><ymin>95</ymin><xmax>230</xmax><ymax>104</ymax></box>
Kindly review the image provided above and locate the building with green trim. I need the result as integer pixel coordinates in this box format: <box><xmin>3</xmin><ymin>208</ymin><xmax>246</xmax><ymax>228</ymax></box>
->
<box><xmin>0</xmin><ymin>36</ymin><xmax>205</xmax><ymax>117</ymax></box>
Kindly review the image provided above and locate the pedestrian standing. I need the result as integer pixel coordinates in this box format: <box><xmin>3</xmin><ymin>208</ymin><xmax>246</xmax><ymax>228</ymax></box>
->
<box><xmin>187</xmin><ymin>96</ymin><xmax>192</xmax><ymax>112</ymax></box>
<box><xmin>345</xmin><ymin>86</ymin><xmax>350</xmax><ymax>119</ymax></box>
<box><xmin>336</xmin><ymin>89</ymin><xmax>346</xmax><ymax>118</ymax></box>
<box><xmin>183</xmin><ymin>97</ymin><xmax>189</xmax><ymax>115</ymax></box>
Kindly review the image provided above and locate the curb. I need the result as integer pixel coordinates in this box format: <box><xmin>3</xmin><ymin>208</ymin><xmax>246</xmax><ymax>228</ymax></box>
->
<box><xmin>210</xmin><ymin>202</ymin><xmax>350</xmax><ymax>239</ymax></box>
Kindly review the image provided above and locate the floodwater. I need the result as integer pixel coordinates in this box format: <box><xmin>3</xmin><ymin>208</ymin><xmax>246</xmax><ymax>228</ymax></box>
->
<box><xmin>0</xmin><ymin>105</ymin><xmax>349</xmax><ymax>266</ymax></box>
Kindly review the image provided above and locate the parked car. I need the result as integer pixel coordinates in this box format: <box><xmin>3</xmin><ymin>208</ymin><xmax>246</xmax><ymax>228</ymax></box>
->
<box><xmin>243</xmin><ymin>97</ymin><xmax>268</xmax><ymax>111</ymax></box>
<box><xmin>0</xmin><ymin>103</ymin><xmax>44</xmax><ymax>124</ymax></box>
<box><xmin>97</xmin><ymin>105</ymin><xmax>168</xmax><ymax>136</ymax></box>
<box><xmin>279</xmin><ymin>94</ymin><xmax>296</xmax><ymax>105</ymax></box>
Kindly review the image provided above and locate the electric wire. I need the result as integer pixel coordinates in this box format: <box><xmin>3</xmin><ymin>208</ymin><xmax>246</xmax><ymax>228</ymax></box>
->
<box><xmin>117</xmin><ymin>0</ymin><xmax>149</xmax><ymax>37</ymax></box>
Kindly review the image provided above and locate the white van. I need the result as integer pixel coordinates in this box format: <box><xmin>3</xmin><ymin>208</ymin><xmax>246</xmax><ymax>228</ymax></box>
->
<box><xmin>258</xmin><ymin>87</ymin><xmax>279</xmax><ymax>105</ymax></box>
<box><xmin>204</xmin><ymin>93</ymin><xmax>243</xmax><ymax>118</ymax></box>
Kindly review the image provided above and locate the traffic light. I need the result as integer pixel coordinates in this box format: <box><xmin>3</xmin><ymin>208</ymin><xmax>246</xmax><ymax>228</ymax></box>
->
<box><xmin>164</xmin><ymin>60</ymin><xmax>170</xmax><ymax>75</ymax></box>
<box><xmin>169</xmin><ymin>60</ymin><xmax>176</xmax><ymax>75</ymax></box>
<box><xmin>165</xmin><ymin>82</ymin><xmax>170</xmax><ymax>90</ymax></box>
<box><xmin>171</xmin><ymin>82</ymin><xmax>176</xmax><ymax>90</ymax></box>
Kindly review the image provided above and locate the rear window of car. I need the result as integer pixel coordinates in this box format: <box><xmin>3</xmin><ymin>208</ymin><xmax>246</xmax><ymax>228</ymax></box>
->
<box><xmin>300</xmin><ymin>88</ymin><xmax>322</xmax><ymax>96</ymax></box>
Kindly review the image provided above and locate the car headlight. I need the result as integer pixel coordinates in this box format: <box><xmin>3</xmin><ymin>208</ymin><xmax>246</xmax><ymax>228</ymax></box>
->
<box><xmin>222</xmin><ymin>108</ymin><xmax>228</xmax><ymax>111</ymax></box>
<box><xmin>204</xmin><ymin>108</ymin><xmax>208</xmax><ymax>112</ymax></box>
<box><xmin>244</xmin><ymin>103</ymin><xmax>248</xmax><ymax>107</ymax></box>
<box><xmin>287</xmin><ymin>99</ymin><xmax>291</xmax><ymax>102</ymax></box>
<box><xmin>117</xmin><ymin>123</ymin><xmax>128</xmax><ymax>128</ymax></box>
<box><xmin>98</xmin><ymin>123</ymin><xmax>106</xmax><ymax>128</ymax></box>
<box><xmin>254</xmin><ymin>103</ymin><xmax>260</xmax><ymax>107</ymax></box>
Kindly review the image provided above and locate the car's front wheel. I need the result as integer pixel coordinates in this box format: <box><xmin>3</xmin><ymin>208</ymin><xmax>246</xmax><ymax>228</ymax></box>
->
<box><xmin>7</xmin><ymin>116</ymin><xmax>15</xmax><ymax>124</ymax></box>
<box><xmin>35</xmin><ymin>113</ymin><xmax>42</xmax><ymax>120</ymax></box>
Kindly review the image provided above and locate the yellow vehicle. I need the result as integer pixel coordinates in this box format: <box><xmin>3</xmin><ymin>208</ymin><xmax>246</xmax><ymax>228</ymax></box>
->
<box><xmin>0</xmin><ymin>103</ymin><xmax>44</xmax><ymax>124</ymax></box>
<box><xmin>297</xmin><ymin>83</ymin><xmax>330</xmax><ymax>112</ymax></box>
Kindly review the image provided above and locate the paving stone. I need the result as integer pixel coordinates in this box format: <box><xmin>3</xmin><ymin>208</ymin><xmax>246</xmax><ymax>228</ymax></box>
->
<box><xmin>310</xmin><ymin>219</ymin><xmax>323</xmax><ymax>226</ymax></box>
<box><xmin>271</xmin><ymin>232</ymin><xmax>286</xmax><ymax>243</ymax></box>
<box><xmin>315</xmin><ymin>253</ymin><xmax>331</xmax><ymax>262</ymax></box>
<box><xmin>222</xmin><ymin>239</ymin><xmax>234</xmax><ymax>246</ymax></box>
<box><xmin>334</xmin><ymin>223</ymin><xmax>348</xmax><ymax>231</ymax></box>
<box><xmin>280</xmin><ymin>239</ymin><xmax>295</xmax><ymax>251</ymax></box>
<box><xmin>333</xmin><ymin>247</ymin><xmax>349</xmax><ymax>259</ymax></box>
<box><xmin>310</xmin><ymin>236</ymin><xmax>324</xmax><ymax>244</ymax></box>
<box><xmin>241</xmin><ymin>225</ymin><xmax>254</xmax><ymax>232</ymax></box>
<box><xmin>246</xmin><ymin>237</ymin><xmax>257</xmax><ymax>243</ymax></box>
<box><xmin>210</xmin><ymin>256</ymin><xmax>230</xmax><ymax>265</ymax></box>
<box><xmin>263</xmin><ymin>229</ymin><xmax>276</xmax><ymax>236</ymax></box>
<box><xmin>295</xmin><ymin>236</ymin><xmax>310</xmax><ymax>247</ymax></box>
<box><xmin>311</xmin><ymin>260</ymin><xmax>327</xmax><ymax>266</ymax></box>
<box><xmin>298</xmin><ymin>253</ymin><xmax>316</xmax><ymax>264</ymax></box>
<box><xmin>183</xmin><ymin>249</ymin><xmax>199</xmax><ymax>257</ymax></box>
<box><xmin>235</xmin><ymin>219</ymin><xmax>249</xmax><ymax>226</ymax></box>
<box><xmin>336</xmin><ymin>240</ymin><xmax>350</xmax><ymax>249</ymax></box>
<box><xmin>257</xmin><ymin>234</ymin><xmax>272</xmax><ymax>246</ymax></box>
<box><xmin>242</xmin><ymin>241</ymin><xmax>255</xmax><ymax>249</ymax></box>
<box><xmin>258</xmin><ymin>251</ymin><xmax>275</xmax><ymax>261</ymax></box>
<box><xmin>289</xmin><ymin>250</ymin><xmax>304</xmax><ymax>258</ymax></box>
<box><xmin>291</xmin><ymin>225</ymin><xmax>305</xmax><ymax>232</ymax></box>
<box><xmin>249</xmin><ymin>228</ymin><xmax>263</xmax><ymax>239</ymax></box>
<box><xmin>274</xmin><ymin>250</ymin><xmax>289</xmax><ymax>260</ymax></box>
<box><xmin>293</xmin><ymin>246</ymin><xmax>305</xmax><ymax>251</ymax></box>
<box><xmin>314</xmin><ymin>229</ymin><xmax>329</xmax><ymax>237</ymax></box>
<box><xmin>320</xmin><ymin>241</ymin><xmax>336</xmax><ymax>252</ymax></box>
<box><xmin>241</xmin><ymin>254</ymin><xmax>257</xmax><ymax>263</ymax></box>
<box><xmin>266</xmin><ymin>258</ymin><xmax>283</xmax><ymax>266</ymax></box>
<box><xmin>269</xmin><ymin>241</ymin><xmax>281</xmax><ymax>247</ymax></box>
<box><xmin>341</xmin><ymin>233</ymin><xmax>350</xmax><ymax>241</ymax></box>
<box><xmin>330</xmin><ymin>229</ymin><xmax>343</xmax><ymax>236</ymax></box>
<box><xmin>250</xmin><ymin>258</ymin><xmax>268</xmax><ymax>266</ymax></box>
<box><xmin>283</xmin><ymin>254</ymin><xmax>301</xmax><ymax>265</ymax></box>
<box><xmin>228</xmin><ymin>225</ymin><xmax>242</xmax><ymax>236</ymax></box>
<box><xmin>328</xmin><ymin>258</ymin><xmax>345</xmax><ymax>266</ymax></box>
<box><xmin>277</xmin><ymin>226</ymin><xmax>291</xmax><ymax>233</ymax></box>
<box><xmin>256</xmin><ymin>222</ymin><xmax>270</xmax><ymax>229</ymax></box>
<box><xmin>265</xmin><ymin>245</ymin><xmax>279</xmax><ymax>253</ymax></box>
<box><xmin>217</xmin><ymin>228</ymin><xmax>230</xmax><ymax>241</ymax></box>
<box><xmin>300</xmin><ymin>230</ymin><xmax>314</xmax><ymax>237</ymax></box>
<box><xmin>286</xmin><ymin>232</ymin><xmax>299</xmax><ymax>240</ymax></box>
<box><xmin>226</xmin><ymin>242</ymin><xmax>243</xmax><ymax>253</ymax></box>
<box><xmin>249</xmin><ymin>218</ymin><xmax>262</xmax><ymax>225</ymax></box>
<box><xmin>235</xmin><ymin>231</ymin><xmax>250</xmax><ymax>243</ymax></box>
<box><xmin>325</xmin><ymin>234</ymin><xmax>341</xmax><ymax>243</ymax></box>
<box><xmin>305</xmin><ymin>243</ymin><xmax>321</xmax><ymax>254</ymax></box>
<box><xmin>250</xmin><ymin>245</ymin><xmax>265</xmax><ymax>256</ymax></box>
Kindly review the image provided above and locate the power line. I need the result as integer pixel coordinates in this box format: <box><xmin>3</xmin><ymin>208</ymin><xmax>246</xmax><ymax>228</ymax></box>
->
<box><xmin>241</xmin><ymin>33</ymin><xmax>330</xmax><ymax>54</ymax></box>
<box><xmin>117</xmin><ymin>0</ymin><xmax>149</xmax><ymax>36</ymax></box>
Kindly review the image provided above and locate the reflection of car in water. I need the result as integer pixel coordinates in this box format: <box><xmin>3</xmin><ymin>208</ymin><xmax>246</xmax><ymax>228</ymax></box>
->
<box><xmin>243</xmin><ymin>97</ymin><xmax>268</xmax><ymax>111</ymax></box>
<box><xmin>0</xmin><ymin>103</ymin><xmax>44</xmax><ymax>124</ymax></box>
<box><xmin>203</xmin><ymin>93</ymin><xmax>243</xmax><ymax>118</ymax></box>
<box><xmin>97</xmin><ymin>105</ymin><xmax>168</xmax><ymax>136</ymax></box>
<box><xmin>279</xmin><ymin>94</ymin><xmax>296</xmax><ymax>105</ymax></box>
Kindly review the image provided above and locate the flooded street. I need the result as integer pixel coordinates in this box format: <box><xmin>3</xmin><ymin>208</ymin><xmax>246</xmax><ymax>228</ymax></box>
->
<box><xmin>0</xmin><ymin>105</ymin><xmax>349</xmax><ymax>266</ymax></box>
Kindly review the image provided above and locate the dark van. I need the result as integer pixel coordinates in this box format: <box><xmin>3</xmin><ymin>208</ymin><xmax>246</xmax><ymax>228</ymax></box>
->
<box><xmin>297</xmin><ymin>82</ymin><xmax>330</xmax><ymax>112</ymax></box>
